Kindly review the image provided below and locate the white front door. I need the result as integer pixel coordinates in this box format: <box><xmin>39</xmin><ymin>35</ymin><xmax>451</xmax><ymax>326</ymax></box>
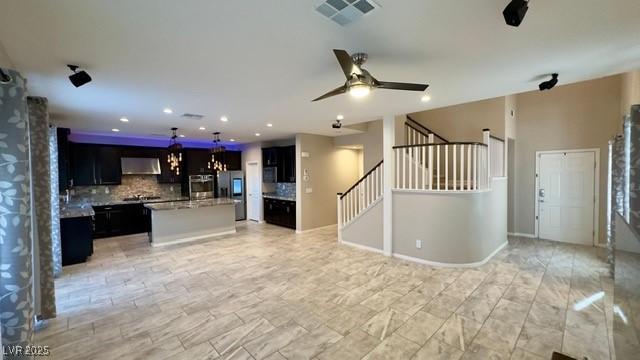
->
<box><xmin>246</xmin><ymin>162</ymin><xmax>261</xmax><ymax>222</ymax></box>
<box><xmin>537</xmin><ymin>151</ymin><xmax>596</xmax><ymax>245</ymax></box>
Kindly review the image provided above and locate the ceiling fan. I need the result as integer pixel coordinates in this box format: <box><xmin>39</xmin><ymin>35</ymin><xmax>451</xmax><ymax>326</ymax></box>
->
<box><xmin>312</xmin><ymin>49</ymin><xmax>429</xmax><ymax>102</ymax></box>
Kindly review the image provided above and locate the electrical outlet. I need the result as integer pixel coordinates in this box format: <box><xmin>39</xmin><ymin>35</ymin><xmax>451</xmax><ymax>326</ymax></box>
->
<box><xmin>91</xmin><ymin>189</ymin><xmax>97</xmax><ymax>194</ymax></box>
<box><xmin>105</xmin><ymin>187</ymin><xmax>110</xmax><ymax>194</ymax></box>
<box><xmin>170</xmin><ymin>186</ymin><xmax>174</xmax><ymax>192</ymax></box>
<box><xmin>415</xmin><ymin>240</ymin><xmax>422</xmax><ymax>249</ymax></box>
<box><xmin>305</xmin><ymin>187</ymin><xmax>313</xmax><ymax>193</ymax></box>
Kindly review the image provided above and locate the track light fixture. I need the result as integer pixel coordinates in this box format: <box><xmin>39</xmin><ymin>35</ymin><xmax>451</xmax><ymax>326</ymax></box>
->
<box><xmin>539</xmin><ymin>73</ymin><xmax>559</xmax><ymax>91</ymax></box>
<box><xmin>67</xmin><ymin>64</ymin><xmax>92</xmax><ymax>87</ymax></box>
<box><xmin>0</xmin><ymin>68</ymin><xmax>11</xmax><ymax>84</ymax></box>
<box><xmin>503</xmin><ymin>0</ymin><xmax>529</xmax><ymax>27</ymax></box>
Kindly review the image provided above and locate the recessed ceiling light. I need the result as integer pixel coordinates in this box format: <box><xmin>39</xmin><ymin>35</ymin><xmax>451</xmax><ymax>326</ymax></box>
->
<box><xmin>421</xmin><ymin>94</ymin><xmax>432</xmax><ymax>102</ymax></box>
<box><xmin>266</xmin><ymin>123</ymin><xmax>273</xmax><ymax>127</ymax></box>
<box><xmin>336</xmin><ymin>114</ymin><xmax>344</xmax><ymax>120</ymax></box>
<box><xmin>163</xmin><ymin>108</ymin><xmax>173</xmax><ymax>114</ymax></box>
<box><xmin>220</xmin><ymin>116</ymin><xmax>229</xmax><ymax>122</ymax></box>
<box><xmin>178</xmin><ymin>134</ymin><xmax>185</xmax><ymax>138</ymax></box>
<box><xmin>230</xmin><ymin>139</ymin><xmax>236</xmax><ymax>142</ymax></box>
<box><xmin>120</xmin><ymin>117</ymin><xmax>129</xmax><ymax>122</ymax></box>
<box><xmin>255</xmin><ymin>133</ymin><xmax>261</xmax><ymax>137</ymax></box>
<box><xmin>111</xmin><ymin>128</ymin><xmax>120</xmax><ymax>132</ymax></box>
<box><xmin>199</xmin><ymin>126</ymin><xmax>206</xmax><ymax>130</ymax></box>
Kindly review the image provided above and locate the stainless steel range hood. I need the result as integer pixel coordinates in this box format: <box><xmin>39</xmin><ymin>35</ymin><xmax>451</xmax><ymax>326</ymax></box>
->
<box><xmin>121</xmin><ymin>157</ymin><xmax>161</xmax><ymax>175</ymax></box>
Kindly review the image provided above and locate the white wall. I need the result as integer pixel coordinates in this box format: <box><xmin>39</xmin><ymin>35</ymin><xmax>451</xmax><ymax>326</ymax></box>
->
<box><xmin>392</xmin><ymin>178</ymin><xmax>508</xmax><ymax>265</ymax></box>
<box><xmin>341</xmin><ymin>200</ymin><xmax>383</xmax><ymax>250</ymax></box>
<box><xmin>334</xmin><ymin>120</ymin><xmax>383</xmax><ymax>172</ymax></box>
<box><xmin>241</xmin><ymin>142</ymin><xmax>263</xmax><ymax>222</ymax></box>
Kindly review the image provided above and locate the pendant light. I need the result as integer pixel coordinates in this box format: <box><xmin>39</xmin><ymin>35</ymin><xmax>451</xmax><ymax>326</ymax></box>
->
<box><xmin>209</xmin><ymin>132</ymin><xmax>227</xmax><ymax>172</ymax></box>
<box><xmin>167</xmin><ymin>127</ymin><xmax>183</xmax><ymax>175</ymax></box>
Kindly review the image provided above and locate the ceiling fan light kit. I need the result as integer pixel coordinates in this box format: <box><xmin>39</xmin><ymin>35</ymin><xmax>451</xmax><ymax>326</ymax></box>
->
<box><xmin>312</xmin><ymin>49</ymin><xmax>428</xmax><ymax>102</ymax></box>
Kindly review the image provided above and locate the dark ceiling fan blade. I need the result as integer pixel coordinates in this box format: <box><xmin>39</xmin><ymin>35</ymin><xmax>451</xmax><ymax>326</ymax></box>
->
<box><xmin>333</xmin><ymin>49</ymin><xmax>362</xmax><ymax>78</ymax></box>
<box><xmin>312</xmin><ymin>85</ymin><xmax>347</xmax><ymax>102</ymax></box>
<box><xmin>375</xmin><ymin>81</ymin><xmax>429</xmax><ymax>92</ymax></box>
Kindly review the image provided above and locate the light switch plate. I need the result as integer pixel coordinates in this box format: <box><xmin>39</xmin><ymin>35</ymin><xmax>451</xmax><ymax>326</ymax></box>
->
<box><xmin>301</xmin><ymin>151</ymin><xmax>310</xmax><ymax>158</ymax></box>
<box><xmin>305</xmin><ymin>187</ymin><xmax>313</xmax><ymax>193</ymax></box>
<box><xmin>415</xmin><ymin>240</ymin><xmax>422</xmax><ymax>249</ymax></box>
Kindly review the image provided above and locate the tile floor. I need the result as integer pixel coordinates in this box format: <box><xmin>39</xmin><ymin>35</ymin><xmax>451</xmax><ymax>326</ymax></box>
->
<box><xmin>36</xmin><ymin>222</ymin><xmax>614</xmax><ymax>360</ymax></box>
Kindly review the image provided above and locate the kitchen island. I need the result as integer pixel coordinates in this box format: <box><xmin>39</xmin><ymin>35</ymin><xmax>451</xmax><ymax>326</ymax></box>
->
<box><xmin>144</xmin><ymin>198</ymin><xmax>237</xmax><ymax>247</ymax></box>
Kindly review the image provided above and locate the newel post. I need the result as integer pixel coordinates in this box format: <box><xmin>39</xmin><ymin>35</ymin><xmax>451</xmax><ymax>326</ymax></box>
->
<box><xmin>336</xmin><ymin>193</ymin><xmax>343</xmax><ymax>243</ymax></box>
<box><xmin>483</xmin><ymin>128</ymin><xmax>491</xmax><ymax>188</ymax></box>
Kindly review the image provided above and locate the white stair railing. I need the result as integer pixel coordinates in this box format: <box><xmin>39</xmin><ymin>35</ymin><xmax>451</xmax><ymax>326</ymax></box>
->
<box><xmin>337</xmin><ymin>160</ymin><xmax>384</xmax><ymax>230</ymax></box>
<box><xmin>394</xmin><ymin>129</ymin><xmax>493</xmax><ymax>191</ymax></box>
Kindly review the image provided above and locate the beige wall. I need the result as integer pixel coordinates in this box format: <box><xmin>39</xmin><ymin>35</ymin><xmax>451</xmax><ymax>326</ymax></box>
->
<box><xmin>513</xmin><ymin>75</ymin><xmax>622</xmax><ymax>242</ymax></box>
<box><xmin>621</xmin><ymin>69</ymin><xmax>640</xmax><ymax>117</ymax></box>
<box><xmin>409</xmin><ymin>97</ymin><xmax>506</xmax><ymax>142</ymax></box>
<box><xmin>297</xmin><ymin>133</ymin><xmax>360</xmax><ymax>231</ymax></box>
<box><xmin>0</xmin><ymin>41</ymin><xmax>14</xmax><ymax>68</ymax></box>
<box><xmin>334</xmin><ymin>120</ymin><xmax>383</xmax><ymax>172</ymax></box>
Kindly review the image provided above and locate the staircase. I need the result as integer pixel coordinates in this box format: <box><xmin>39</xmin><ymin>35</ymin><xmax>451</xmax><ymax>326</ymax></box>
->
<box><xmin>336</xmin><ymin>116</ymin><xmax>507</xmax><ymax>259</ymax></box>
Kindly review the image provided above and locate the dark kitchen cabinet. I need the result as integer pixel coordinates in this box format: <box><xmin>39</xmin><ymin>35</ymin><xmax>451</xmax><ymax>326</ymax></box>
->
<box><xmin>262</xmin><ymin>146</ymin><xmax>295</xmax><ymax>183</ymax></box>
<box><xmin>96</xmin><ymin>146</ymin><xmax>122</xmax><ymax>185</ymax></box>
<box><xmin>263</xmin><ymin>198</ymin><xmax>296</xmax><ymax>229</ymax></box>
<box><xmin>225</xmin><ymin>151</ymin><xmax>242</xmax><ymax>171</ymax></box>
<box><xmin>71</xmin><ymin>144</ymin><xmax>96</xmax><ymax>186</ymax></box>
<box><xmin>278</xmin><ymin>146</ymin><xmax>296</xmax><ymax>183</ymax></box>
<box><xmin>92</xmin><ymin>204</ymin><xmax>151</xmax><ymax>239</ymax></box>
<box><xmin>71</xmin><ymin>143</ymin><xmax>122</xmax><ymax>186</ymax></box>
<box><xmin>157</xmin><ymin>149</ymin><xmax>182</xmax><ymax>184</ymax></box>
<box><xmin>60</xmin><ymin>216</ymin><xmax>93</xmax><ymax>265</ymax></box>
<box><xmin>185</xmin><ymin>149</ymin><xmax>213</xmax><ymax>175</ymax></box>
<box><xmin>262</xmin><ymin>147</ymin><xmax>278</xmax><ymax>167</ymax></box>
<box><xmin>57</xmin><ymin>128</ymin><xmax>71</xmax><ymax>190</ymax></box>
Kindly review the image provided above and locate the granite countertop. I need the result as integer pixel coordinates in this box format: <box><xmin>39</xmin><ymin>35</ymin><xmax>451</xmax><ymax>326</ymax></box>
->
<box><xmin>262</xmin><ymin>193</ymin><xmax>296</xmax><ymax>201</ymax></box>
<box><xmin>144</xmin><ymin>198</ymin><xmax>237</xmax><ymax>211</ymax></box>
<box><xmin>59</xmin><ymin>196</ymin><xmax>190</xmax><ymax>219</ymax></box>
<box><xmin>60</xmin><ymin>204</ymin><xmax>95</xmax><ymax>219</ymax></box>
<box><xmin>84</xmin><ymin>196</ymin><xmax>190</xmax><ymax>207</ymax></box>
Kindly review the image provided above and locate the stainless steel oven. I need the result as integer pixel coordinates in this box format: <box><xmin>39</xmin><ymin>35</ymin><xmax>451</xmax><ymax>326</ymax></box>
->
<box><xmin>189</xmin><ymin>175</ymin><xmax>214</xmax><ymax>199</ymax></box>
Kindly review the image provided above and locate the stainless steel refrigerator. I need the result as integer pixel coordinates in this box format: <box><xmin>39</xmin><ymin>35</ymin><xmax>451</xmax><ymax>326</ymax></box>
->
<box><xmin>217</xmin><ymin>171</ymin><xmax>246</xmax><ymax>220</ymax></box>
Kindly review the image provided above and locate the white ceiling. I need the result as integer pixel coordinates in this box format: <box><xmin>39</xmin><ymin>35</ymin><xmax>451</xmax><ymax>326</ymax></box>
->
<box><xmin>1</xmin><ymin>0</ymin><xmax>639</xmax><ymax>144</ymax></box>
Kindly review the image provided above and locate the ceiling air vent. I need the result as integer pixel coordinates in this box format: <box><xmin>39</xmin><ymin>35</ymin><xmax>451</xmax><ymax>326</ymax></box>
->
<box><xmin>315</xmin><ymin>0</ymin><xmax>380</xmax><ymax>26</ymax></box>
<box><xmin>181</xmin><ymin>113</ymin><xmax>205</xmax><ymax>120</ymax></box>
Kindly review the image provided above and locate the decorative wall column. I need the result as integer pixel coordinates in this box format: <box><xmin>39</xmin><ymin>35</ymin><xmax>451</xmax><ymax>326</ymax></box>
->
<box><xmin>382</xmin><ymin>115</ymin><xmax>395</xmax><ymax>256</ymax></box>
<box><xmin>27</xmin><ymin>96</ymin><xmax>56</xmax><ymax>320</ymax></box>
<box><xmin>0</xmin><ymin>69</ymin><xmax>34</xmax><ymax>351</ymax></box>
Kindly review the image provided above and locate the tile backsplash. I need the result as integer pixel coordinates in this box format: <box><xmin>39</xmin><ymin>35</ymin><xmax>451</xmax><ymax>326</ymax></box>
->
<box><xmin>70</xmin><ymin>175</ymin><xmax>180</xmax><ymax>203</ymax></box>
<box><xmin>276</xmin><ymin>183</ymin><xmax>295</xmax><ymax>198</ymax></box>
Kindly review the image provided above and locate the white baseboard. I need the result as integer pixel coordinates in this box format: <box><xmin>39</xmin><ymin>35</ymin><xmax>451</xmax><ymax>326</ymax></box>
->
<box><xmin>151</xmin><ymin>229</ymin><xmax>236</xmax><ymax>247</ymax></box>
<box><xmin>392</xmin><ymin>241</ymin><xmax>508</xmax><ymax>268</ymax></box>
<box><xmin>508</xmin><ymin>232</ymin><xmax>537</xmax><ymax>239</ymax></box>
<box><xmin>339</xmin><ymin>240</ymin><xmax>384</xmax><ymax>254</ymax></box>
<box><xmin>296</xmin><ymin>224</ymin><xmax>337</xmax><ymax>234</ymax></box>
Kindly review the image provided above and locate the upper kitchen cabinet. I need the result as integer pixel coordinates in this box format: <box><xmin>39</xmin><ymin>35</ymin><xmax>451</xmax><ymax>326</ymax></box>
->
<box><xmin>156</xmin><ymin>149</ymin><xmax>182</xmax><ymax>183</ymax></box>
<box><xmin>279</xmin><ymin>145</ymin><xmax>295</xmax><ymax>183</ymax></box>
<box><xmin>96</xmin><ymin>146</ymin><xmax>122</xmax><ymax>185</ymax></box>
<box><xmin>57</xmin><ymin>128</ymin><xmax>71</xmax><ymax>190</ymax></box>
<box><xmin>184</xmin><ymin>149</ymin><xmax>212</xmax><ymax>175</ymax></box>
<box><xmin>262</xmin><ymin>146</ymin><xmax>295</xmax><ymax>183</ymax></box>
<box><xmin>224</xmin><ymin>151</ymin><xmax>242</xmax><ymax>171</ymax></box>
<box><xmin>262</xmin><ymin>147</ymin><xmax>278</xmax><ymax>167</ymax></box>
<box><xmin>71</xmin><ymin>143</ymin><xmax>122</xmax><ymax>186</ymax></box>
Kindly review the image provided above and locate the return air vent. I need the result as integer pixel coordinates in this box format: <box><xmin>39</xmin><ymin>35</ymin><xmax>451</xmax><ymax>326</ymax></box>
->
<box><xmin>315</xmin><ymin>0</ymin><xmax>380</xmax><ymax>26</ymax></box>
<box><xmin>181</xmin><ymin>113</ymin><xmax>205</xmax><ymax>120</ymax></box>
